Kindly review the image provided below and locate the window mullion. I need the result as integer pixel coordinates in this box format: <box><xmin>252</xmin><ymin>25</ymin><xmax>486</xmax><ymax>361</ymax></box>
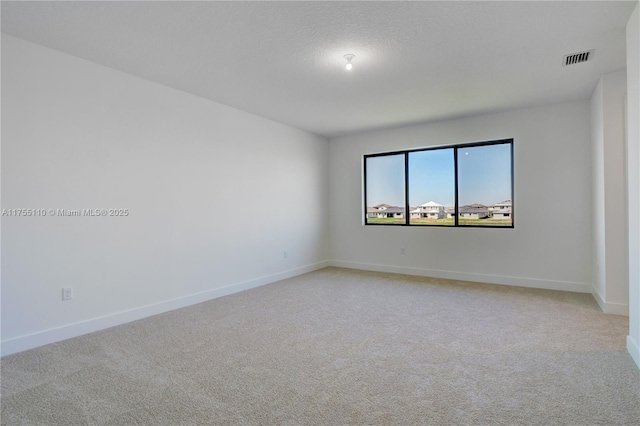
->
<box><xmin>454</xmin><ymin>147</ymin><xmax>459</xmax><ymax>227</ymax></box>
<box><xmin>404</xmin><ymin>152</ymin><xmax>410</xmax><ymax>226</ymax></box>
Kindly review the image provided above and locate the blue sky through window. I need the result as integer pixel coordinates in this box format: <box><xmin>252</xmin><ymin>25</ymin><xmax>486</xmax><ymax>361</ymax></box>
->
<box><xmin>458</xmin><ymin>143</ymin><xmax>512</xmax><ymax>206</ymax></box>
<box><xmin>365</xmin><ymin>154</ymin><xmax>404</xmax><ymax>206</ymax></box>
<box><xmin>366</xmin><ymin>142</ymin><xmax>512</xmax><ymax>208</ymax></box>
<box><xmin>409</xmin><ymin>149</ymin><xmax>455</xmax><ymax>207</ymax></box>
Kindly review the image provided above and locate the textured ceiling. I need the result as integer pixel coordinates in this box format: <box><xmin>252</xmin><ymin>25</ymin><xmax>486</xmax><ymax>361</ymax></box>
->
<box><xmin>1</xmin><ymin>1</ymin><xmax>636</xmax><ymax>138</ymax></box>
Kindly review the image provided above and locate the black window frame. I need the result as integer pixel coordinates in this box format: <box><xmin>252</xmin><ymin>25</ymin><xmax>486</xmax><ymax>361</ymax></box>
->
<box><xmin>363</xmin><ymin>138</ymin><xmax>514</xmax><ymax>229</ymax></box>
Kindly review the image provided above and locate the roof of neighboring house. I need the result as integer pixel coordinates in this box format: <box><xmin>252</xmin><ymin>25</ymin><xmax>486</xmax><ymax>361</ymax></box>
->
<box><xmin>420</xmin><ymin>201</ymin><xmax>444</xmax><ymax>207</ymax></box>
<box><xmin>372</xmin><ymin>203</ymin><xmax>394</xmax><ymax>209</ymax></box>
<box><xmin>368</xmin><ymin>206</ymin><xmax>405</xmax><ymax>212</ymax></box>
<box><xmin>492</xmin><ymin>200</ymin><xmax>512</xmax><ymax>207</ymax></box>
<box><xmin>382</xmin><ymin>207</ymin><xmax>405</xmax><ymax>213</ymax></box>
<box><xmin>459</xmin><ymin>205</ymin><xmax>489</xmax><ymax>213</ymax></box>
<box><xmin>493</xmin><ymin>208</ymin><xmax>512</xmax><ymax>214</ymax></box>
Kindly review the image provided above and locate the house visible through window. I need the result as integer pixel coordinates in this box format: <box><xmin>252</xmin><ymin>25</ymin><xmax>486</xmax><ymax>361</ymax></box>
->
<box><xmin>364</xmin><ymin>139</ymin><xmax>513</xmax><ymax>228</ymax></box>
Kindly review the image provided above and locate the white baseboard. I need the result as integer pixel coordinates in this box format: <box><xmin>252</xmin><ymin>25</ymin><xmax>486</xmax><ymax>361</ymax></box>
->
<box><xmin>329</xmin><ymin>260</ymin><xmax>592</xmax><ymax>293</ymax></box>
<box><xmin>591</xmin><ymin>287</ymin><xmax>629</xmax><ymax>316</ymax></box>
<box><xmin>628</xmin><ymin>335</ymin><xmax>640</xmax><ymax>370</ymax></box>
<box><xmin>1</xmin><ymin>261</ymin><xmax>329</xmax><ymax>357</ymax></box>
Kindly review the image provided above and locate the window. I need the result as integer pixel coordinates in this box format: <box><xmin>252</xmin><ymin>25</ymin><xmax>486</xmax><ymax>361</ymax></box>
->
<box><xmin>364</xmin><ymin>154</ymin><xmax>405</xmax><ymax>224</ymax></box>
<box><xmin>408</xmin><ymin>148</ymin><xmax>455</xmax><ymax>226</ymax></box>
<box><xmin>363</xmin><ymin>139</ymin><xmax>513</xmax><ymax>228</ymax></box>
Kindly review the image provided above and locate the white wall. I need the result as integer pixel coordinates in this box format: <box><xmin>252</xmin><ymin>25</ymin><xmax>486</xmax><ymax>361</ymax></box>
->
<box><xmin>1</xmin><ymin>35</ymin><xmax>330</xmax><ymax>356</ymax></box>
<box><xmin>591</xmin><ymin>70</ymin><xmax>628</xmax><ymax>315</ymax></box>
<box><xmin>329</xmin><ymin>102</ymin><xmax>592</xmax><ymax>293</ymax></box>
<box><xmin>626</xmin><ymin>3</ymin><xmax>640</xmax><ymax>369</ymax></box>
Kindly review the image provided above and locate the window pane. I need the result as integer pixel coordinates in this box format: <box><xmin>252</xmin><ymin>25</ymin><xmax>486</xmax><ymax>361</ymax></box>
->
<box><xmin>457</xmin><ymin>143</ymin><xmax>513</xmax><ymax>227</ymax></box>
<box><xmin>408</xmin><ymin>149</ymin><xmax>455</xmax><ymax>226</ymax></box>
<box><xmin>365</xmin><ymin>154</ymin><xmax>406</xmax><ymax>224</ymax></box>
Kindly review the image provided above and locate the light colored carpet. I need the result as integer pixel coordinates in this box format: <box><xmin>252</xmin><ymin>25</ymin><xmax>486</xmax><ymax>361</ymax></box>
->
<box><xmin>2</xmin><ymin>267</ymin><xmax>639</xmax><ymax>425</ymax></box>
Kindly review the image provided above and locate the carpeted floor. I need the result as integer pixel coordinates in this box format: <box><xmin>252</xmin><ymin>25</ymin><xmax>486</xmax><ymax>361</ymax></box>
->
<box><xmin>2</xmin><ymin>267</ymin><xmax>639</xmax><ymax>425</ymax></box>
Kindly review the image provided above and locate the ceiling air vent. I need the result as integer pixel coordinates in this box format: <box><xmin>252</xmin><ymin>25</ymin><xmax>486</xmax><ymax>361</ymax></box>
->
<box><xmin>563</xmin><ymin>50</ymin><xmax>594</xmax><ymax>66</ymax></box>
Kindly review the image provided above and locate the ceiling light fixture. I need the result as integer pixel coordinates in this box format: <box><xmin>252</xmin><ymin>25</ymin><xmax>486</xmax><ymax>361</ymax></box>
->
<box><xmin>343</xmin><ymin>54</ymin><xmax>355</xmax><ymax>71</ymax></box>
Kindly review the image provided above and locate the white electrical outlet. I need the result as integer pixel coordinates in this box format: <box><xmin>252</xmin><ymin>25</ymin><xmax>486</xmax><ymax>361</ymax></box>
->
<box><xmin>400</xmin><ymin>248</ymin><xmax>406</xmax><ymax>255</ymax></box>
<box><xmin>283</xmin><ymin>251</ymin><xmax>288</xmax><ymax>258</ymax></box>
<box><xmin>62</xmin><ymin>287</ymin><xmax>73</xmax><ymax>301</ymax></box>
